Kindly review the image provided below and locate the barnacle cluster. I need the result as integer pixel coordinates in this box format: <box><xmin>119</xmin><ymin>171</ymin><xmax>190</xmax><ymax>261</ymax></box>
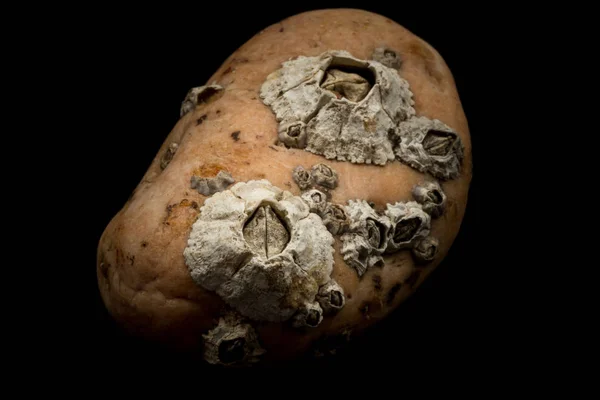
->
<box><xmin>260</xmin><ymin>50</ymin><xmax>464</xmax><ymax>180</ymax></box>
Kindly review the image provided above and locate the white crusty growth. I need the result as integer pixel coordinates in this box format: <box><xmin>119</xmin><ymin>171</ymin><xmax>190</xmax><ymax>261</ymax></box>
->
<box><xmin>384</xmin><ymin>201</ymin><xmax>431</xmax><ymax>253</ymax></box>
<box><xmin>394</xmin><ymin>116</ymin><xmax>464</xmax><ymax>180</ymax></box>
<box><xmin>260</xmin><ymin>50</ymin><xmax>415</xmax><ymax>165</ymax></box>
<box><xmin>184</xmin><ymin>180</ymin><xmax>343</xmax><ymax>326</ymax></box>
<box><xmin>203</xmin><ymin>312</ymin><xmax>265</xmax><ymax>366</ymax></box>
<box><xmin>340</xmin><ymin>200</ymin><xmax>392</xmax><ymax>277</ymax></box>
<box><xmin>180</xmin><ymin>83</ymin><xmax>223</xmax><ymax>117</ymax></box>
<box><xmin>191</xmin><ymin>170</ymin><xmax>235</xmax><ymax>196</ymax></box>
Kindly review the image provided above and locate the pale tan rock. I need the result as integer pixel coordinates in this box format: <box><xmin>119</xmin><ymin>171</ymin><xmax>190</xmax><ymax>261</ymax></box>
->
<box><xmin>97</xmin><ymin>8</ymin><xmax>472</xmax><ymax>365</ymax></box>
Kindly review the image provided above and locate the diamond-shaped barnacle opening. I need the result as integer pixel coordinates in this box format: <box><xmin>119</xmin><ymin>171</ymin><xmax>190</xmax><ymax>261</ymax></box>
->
<box><xmin>423</xmin><ymin>129</ymin><xmax>458</xmax><ymax>157</ymax></box>
<box><xmin>242</xmin><ymin>202</ymin><xmax>291</xmax><ymax>259</ymax></box>
<box><xmin>320</xmin><ymin>56</ymin><xmax>376</xmax><ymax>103</ymax></box>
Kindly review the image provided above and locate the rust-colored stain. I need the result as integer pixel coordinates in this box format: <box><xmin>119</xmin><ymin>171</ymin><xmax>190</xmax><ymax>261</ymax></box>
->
<box><xmin>193</xmin><ymin>163</ymin><xmax>225</xmax><ymax>177</ymax></box>
<box><xmin>164</xmin><ymin>199</ymin><xmax>200</xmax><ymax>228</ymax></box>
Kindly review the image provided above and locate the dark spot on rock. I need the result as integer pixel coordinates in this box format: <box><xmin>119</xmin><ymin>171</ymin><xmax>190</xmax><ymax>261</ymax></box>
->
<box><xmin>359</xmin><ymin>302</ymin><xmax>370</xmax><ymax>318</ymax></box>
<box><xmin>222</xmin><ymin>66</ymin><xmax>233</xmax><ymax>76</ymax></box>
<box><xmin>218</xmin><ymin>338</ymin><xmax>246</xmax><ymax>364</ymax></box>
<box><xmin>372</xmin><ymin>275</ymin><xmax>382</xmax><ymax>291</ymax></box>
<box><xmin>386</xmin><ymin>283</ymin><xmax>402</xmax><ymax>305</ymax></box>
<box><xmin>141</xmin><ymin>241</ymin><xmax>148</xmax><ymax>248</ymax></box>
<box><xmin>279</xmin><ymin>27</ymin><xmax>284</xmax><ymax>32</ymax></box>
<box><xmin>128</xmin><ymin>255</ymin><xmax>135</xmax><ymax>266</ymax></box>
<box><xmin>190</xmin><ymin>201</ymin><xmax>199</xmax><ymax>210</ymax></box>
<box><xmin>406</xmin><ymin>270</ymin><xmax>421</xmax><ymax>289</ymax></box>
<box><xmin>269</xmin><ymin>145</ymin><xmax>279</xmax><ymax>152</ymax></box>
<box><xmin>196</xmin><ymin>114</ymin><xmax>207</xmax><ymax>125</ymax></box>
<box><xmin>231</xmin><ymin>131</ymin><xmax>240</xmax><ymax>141</ymax></box>
<box><xmin>100</xmin><ymin>262</ymin><xmax>109</xmax><ymax>280</ymax></box>
<box><xmin>216</xmin><ymin>109</ymin><xmax>221</xmax><ymax>114</ymax></box>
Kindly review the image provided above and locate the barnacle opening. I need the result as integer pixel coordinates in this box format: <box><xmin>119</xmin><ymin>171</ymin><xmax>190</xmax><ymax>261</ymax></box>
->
<box><xmin>242</xmin><ymin>204</ymin><xmax>291</xmax><ymax>258</ymax></box>
<box><xmin>366</xmin><ymin>218</ymin><xmax>386</xmax><ymax>249</ymax></box>
<box><xmin>320</xmin><ymin>63</ymin><xmax>376</xmax><ymax>102</ymax></box>
<box><xmin>330</xmin><ymin>290</ymin><xmax>343</xmax><ymax>307</ymax></box>
<box><xmin>429</xmin><ymin>189</ymin><xmax>443</xmax><ymax>204</ymax></box>
<box><xmin>306</xmin><ymin>309</ymin><xmax>322</xmax><ymax>327</ymax></box>
<box><xmin>393</xmin><ymin>218</ymin><xmax>421</xmax><ymax>245</ymax></box>
<box><xmin>423</xmin><ymin>129</ymin><xmax>457</xmax><ymax>156</ymax></box>
<box><xmin>218</xmin><ymin>338</ymin><xmax>246</xmax><ymax>364</ymax></box>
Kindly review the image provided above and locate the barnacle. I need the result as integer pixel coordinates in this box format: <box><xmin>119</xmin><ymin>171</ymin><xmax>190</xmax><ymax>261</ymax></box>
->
<box><xmin>190</xmin><ymin>170</ymin><xmax>235</xmax><ymax>196</ymax></box>
<box><xmin>412</xmin><ymin>236</ymin><xmax>439</xmax><ymax>264</ymax></box>
<box><xmin>301</xmin><ymin>189</ymin><xmax>328</xmax><ymax>215</ymax></box>
<box><xmin>180</xmin><ymin>84</ymin><xmax>224</xmax><ymax>117</ymax></box>
<box><xmin>292</xmin><ymin>166</ymin><xmax>312</xmax><ymax>190</ymax></box>
<box><xmin>412</xmin><ymin>180</ymin><xmax>447</xmax><ymax>218</ymax></box>
<box><xmin>184</xmin><ymin>180</ymin><xmax>342</xmax><ymax>326</ymax></box>
<box><xmin>316</xmin><ymin>280</ymin><xmax>346</xmax><ymax>314</ymax></box>
<box><xmin>340</xmin><ymin>200</ymin><xmax>392</xmax><ymax>276</ymax></box>
<box><xmin>371</xmin><ymin>47</ymin><xmax>402</xmax><ymax>69</ymax></box>
<box><xmin>393</xmin><ymin>116</ymin><xmax>464</xmax><ymax>180</ymax></box>
<box><xmin>260</xmin><ymin>50</ymin><xmax>415</xmax><ymax>165</ymax></box>
<box><xmin>311</xmin><ymin>163</ymin><xmax>338</xmax><ymax>189</ymax></box>
<box><xmin>202</xmin><ymin>312</ymin><xmax>266</xmax><ymax>366</ymax></box>
<box><xmin>384</xmin><ymin>201</ymin><xmax>431</xmax><ymax>253</ymax></box>
<box><xmin>160</xmin><ymin>143</ymin><xmax>178</xmax><ymax>170</ymax></box>
<box><xmin>292</xmin><ymin>302</ymin><xmax>324</xmax><ymax>328</ymax></box>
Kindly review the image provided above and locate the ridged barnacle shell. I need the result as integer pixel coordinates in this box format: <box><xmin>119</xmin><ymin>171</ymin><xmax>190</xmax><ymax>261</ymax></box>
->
<box><xmin>340</xmin><ymin>200</ymin><xmax>392</xmax><ymax>277</ymax></box>
<box><xmin>384</xmin><ymin>201</ymin><xmax>431</xmax><ymax>253</ymax></box>
<box><xmin>184</xmin><ymin>180</ymin><xmax>341</xmax><ymax>325</ymax></box>
<box><xmin>260</xmin><ymin>50</ymin><xmax>415</xmax><ymax>165</ymax></box>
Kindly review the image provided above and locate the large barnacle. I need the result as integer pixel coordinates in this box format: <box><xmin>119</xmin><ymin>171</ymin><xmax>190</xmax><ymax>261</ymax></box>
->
<box><xmin>260</xmin><ymin>50</ymin><xmax>415</xmax><ymax>165</ymax></box>
<box><xmin>184</xmin><ymin>180</ymin><xmax>343</xmax><ymax>326</ymax></box>
<box><xmin>412</xmin><ymin>236</ymin><xmax>439</xmax><ymax>264</ymax></box>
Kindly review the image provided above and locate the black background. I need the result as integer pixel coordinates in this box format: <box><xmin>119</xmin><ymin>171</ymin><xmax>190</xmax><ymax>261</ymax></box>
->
<box><xmin>59</xmin><ymin>2</ymin><xmax>529</xmax><ymax>376</ymax></box>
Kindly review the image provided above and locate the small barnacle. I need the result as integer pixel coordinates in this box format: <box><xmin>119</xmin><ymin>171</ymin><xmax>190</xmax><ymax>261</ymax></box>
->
<box><xmin>311</xmin><ymin>163</ymin><xmax>338</xmax><ymax>189</ymax></box>
<box><xmin>292</xmin><ymin>166</ymin><xmax>312</xmax><ymax>190</ymax></box>
<box><xmin>340</xmin><ymin>200</ymin><xmax>392</xmax><ymax>276</ymax></box>
<box><xmin>321</xmin><ymin>203</ymin><xmax>349</xmax><ymax>235</ymax></box>
<box><xmin>301</xmin><ymin>189</ymin><xmax>328</xmax><ymax>215</ymax></box>
<box><xmin>202</xmin><ymin>312</ymin><xmax>265</xmax><ymax>366</ymax></box>
<box><xmin>278</xmin><ymin>121</ymin><xmax>308</xmax><ymax>148</ymax></box>
<box><xmin>160</xmin><ymin>143</ymin><xmax>178</xmax><ymax>170</ymax></box>
<box><xmin>384</xmin><ymin>201</ymin><xmax>430</xmax><ymax>253</ymax></box>
<box><xmin>371</xmin><ymin>47</ymin><xmax>402</xmax><ymax>69</ymax></box>
<box><xmin>412</xmin><ymin>180</ymin><xmax>447</xmax><ymax>218</ymax></box>
<box><xmin>316</xmin><ymin>280</ymin><xmax>346</xmax><ymax>314</ymax></box>
<box><xmin>394</xmin><ymin>116</ymin><xmax>464</xmax><ymax>180</ymax></box>
<box><xmin>292</xmin><ymin>302</ymin><xmax>324</xmax><ymax>328</ymax></box>
<box><xmin>190</xmin><ymin>170</ymin><xmax>235</xmax><ymax>196</ymax></box>
<box><xmin>180</xmin><ymin>84</ymin><xmax>224</xmax><ymax>117</ymax></box>
<box><xmin>184</xmin><ymin>180</ymin><xmax>336</xmax><ymax>323</ymax></box>
<box><xmin>412</xmin><ymin>236</ymin><xmax>439</xmax><ymax>264</ymax></box>
<box><xmin>260</xmin><ymin>50</ymin><xmax>415</xmax><ymax>165</ymax></box>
